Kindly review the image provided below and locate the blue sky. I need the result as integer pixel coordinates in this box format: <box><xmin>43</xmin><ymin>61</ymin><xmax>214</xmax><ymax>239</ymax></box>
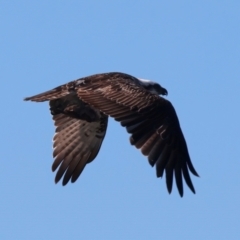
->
<box><xmin>1</xmin><ymin>1</ymin><xmax>240</xmax><ymax>239</ymax></box>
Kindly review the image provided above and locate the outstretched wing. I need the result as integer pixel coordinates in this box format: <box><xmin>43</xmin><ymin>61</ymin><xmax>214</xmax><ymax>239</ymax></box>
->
<box><xmin>74</xmin><ymin>73</ymin><xmax>198</xmax><ymax>196</ymax></box>
<box><xmin>52</xmin><ymin>112</ymin><xmax>108</xmax><ymax>185</ymax></box>
<box><xmin>25</xmin><ymin>90</ymin><xmax>108</xmax><ymax>185</ymax></box>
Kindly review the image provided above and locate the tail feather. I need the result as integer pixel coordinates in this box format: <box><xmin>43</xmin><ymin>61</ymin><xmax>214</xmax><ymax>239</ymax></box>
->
<box><xmin>24</xmin><ymin>85</ymin><xmax>70</xmax><ymax>102</ymax></box>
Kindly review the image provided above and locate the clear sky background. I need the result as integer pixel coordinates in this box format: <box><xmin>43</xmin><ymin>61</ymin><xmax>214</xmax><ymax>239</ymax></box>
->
<box><xmin>1</xmin><ymin>1</ymin><xmax>240</xmax><ymax>239</ymax></box>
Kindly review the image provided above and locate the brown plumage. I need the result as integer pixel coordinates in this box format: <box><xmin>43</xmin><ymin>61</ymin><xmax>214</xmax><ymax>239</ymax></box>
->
<box><xmin>24</xmin><ymin>72</ymin><xmax>198</xmax><ymax>196</ymax></box>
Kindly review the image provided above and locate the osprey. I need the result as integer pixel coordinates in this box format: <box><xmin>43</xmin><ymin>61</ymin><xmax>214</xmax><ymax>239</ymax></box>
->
<box><xmin>24</xmin><ymin>72</ymin><xmax>198</xmax><ymax>196</ymax></box>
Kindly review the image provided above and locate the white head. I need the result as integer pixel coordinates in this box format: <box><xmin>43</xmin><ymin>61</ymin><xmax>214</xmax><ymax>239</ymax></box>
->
<box><xmin>138</xmin><ymin>78</ymin><xmax>168</xmax><ymax>96</ymax></box>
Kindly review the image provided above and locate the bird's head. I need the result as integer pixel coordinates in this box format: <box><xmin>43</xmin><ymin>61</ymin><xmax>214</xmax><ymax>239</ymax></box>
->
<box><xmin>138</xmin><ymin>78</ymin><xmax>168</xmax><ymax>96</ymax></box>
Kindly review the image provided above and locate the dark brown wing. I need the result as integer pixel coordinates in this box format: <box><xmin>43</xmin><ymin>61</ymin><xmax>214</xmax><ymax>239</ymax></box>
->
<box><xmin>74</xmin><ymin>73</ymin><xmax>198</xmax><ymax>196</ymax></box>
<box><xmin>25</xmin><ymin>89</ymin><xmax>108</xmax><ymax>185</ymax></box>
<box><xmin>52</xmin><ymin>112</ymin><xmax>108</xmax><ymax>185</ymax></box>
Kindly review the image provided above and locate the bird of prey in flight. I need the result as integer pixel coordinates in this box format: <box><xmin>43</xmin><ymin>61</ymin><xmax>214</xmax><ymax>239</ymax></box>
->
<box><xmin>24</xmin><ymin>72</ymin><xmax>198</xmax><ymax>196</ymax></box>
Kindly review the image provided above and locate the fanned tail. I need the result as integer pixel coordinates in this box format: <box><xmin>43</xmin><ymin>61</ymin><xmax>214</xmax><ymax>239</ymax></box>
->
<box><xmin>24</xmin><ymin>84</ymin><xmax>70</xmax><ymax>102</ymax></box>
